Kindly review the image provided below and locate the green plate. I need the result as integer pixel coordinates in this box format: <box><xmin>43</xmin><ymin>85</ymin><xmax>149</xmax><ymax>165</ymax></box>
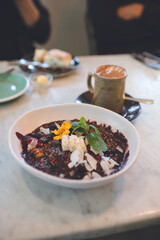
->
<box><xmin>0</xmin><ymin>72</ymin><xmax>29</xmax><ymax>103</ymax></box>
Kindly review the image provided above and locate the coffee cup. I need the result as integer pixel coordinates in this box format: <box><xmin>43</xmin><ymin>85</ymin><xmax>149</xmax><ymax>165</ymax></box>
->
<box><xmin>87</xmin><ymin>65</ymin><xmax>127</xmax><ymax>113</ymax></box>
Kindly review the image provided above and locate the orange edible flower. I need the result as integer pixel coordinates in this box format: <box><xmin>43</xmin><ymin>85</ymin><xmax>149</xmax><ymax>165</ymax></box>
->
<box><xmin>52</xmin><ymin>122</ymin><xmax>72</xmax><ymax>140</ymax></box>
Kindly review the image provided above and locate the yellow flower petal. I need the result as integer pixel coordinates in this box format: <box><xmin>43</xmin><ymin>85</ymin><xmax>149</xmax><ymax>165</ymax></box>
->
<box><xmin>54</xmin><ymin>135</ymin><xmax>61</xmax><ymax>140</ymax></box>
<box><xmin>62</xmin><ymin>129</ymin><xmax>70</xmax><ymax>136</ymax></box>
<box><xmin>52</xmin><ymin>129</ymin><xmax>59</xmax><ymax>135</ymax></box>
<box><xmin>57</xmin><ymin>127</ymin><xmax>65</xmax><ymax>134</ymax></box>
<box><xmin>61</xmin><ymin>122</ymin><xmax>72</xmax><ymax>129</ymax></box>
<box><xmin>52</xmin><ymin>122</ymin><xmax>72</xmax><ymax>140</ymax></box>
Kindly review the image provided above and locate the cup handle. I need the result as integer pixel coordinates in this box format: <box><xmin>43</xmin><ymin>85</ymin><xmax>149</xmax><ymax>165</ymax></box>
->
<box><xmin>87</xmin><ymin>72</ymin><xmax>94</xmax><ymax>94</ymax></box>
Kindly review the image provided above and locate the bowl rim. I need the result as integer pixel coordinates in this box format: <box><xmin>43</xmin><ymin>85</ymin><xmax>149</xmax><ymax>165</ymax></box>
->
<box><xmin>8</xmin><ymin>103</ymin><xmax>140</xmax><ymax>187</ymax></box>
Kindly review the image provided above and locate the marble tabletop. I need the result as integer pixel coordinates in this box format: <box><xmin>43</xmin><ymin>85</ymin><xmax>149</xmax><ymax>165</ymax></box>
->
<box><xmin>1</xmin><ymin>54</ymin><xmax>160</xmax><ymax>240</ymax></box>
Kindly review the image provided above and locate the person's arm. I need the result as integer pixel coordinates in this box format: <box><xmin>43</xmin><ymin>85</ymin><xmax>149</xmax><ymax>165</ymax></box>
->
<box><xmin>117</xmin><ymin>3</ymin><xmax>144</xmax><ymax>21</ymax></box>
<box><xmin>14</xmin><ymin>0</ymin><xmax>51</xmax><ymax>43</ymax></box>
<box><xmin>14</xmin><ymin>0</ymin><xmax>40</xmax><ymax>27</ymax></box>
<box><xmin>117</xmin><ymin>0</ymin><xmax>160</xmax><ymax>29</ymax></box>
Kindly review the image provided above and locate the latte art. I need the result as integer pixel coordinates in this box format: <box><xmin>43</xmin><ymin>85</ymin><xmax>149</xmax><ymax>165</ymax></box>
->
<box><xmin>96</xmin><ymin>65</ymin><xmax>127</xmax><ymax>79</ymax></box>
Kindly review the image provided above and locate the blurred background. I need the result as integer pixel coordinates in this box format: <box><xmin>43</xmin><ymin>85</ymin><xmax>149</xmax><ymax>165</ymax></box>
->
<box><xmin>37</xmin><ymin>0</ymin><xmax>90</xmax><ymax>56</ymax></box>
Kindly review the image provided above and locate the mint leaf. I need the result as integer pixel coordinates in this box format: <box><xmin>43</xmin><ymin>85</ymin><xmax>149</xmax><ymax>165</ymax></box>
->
<box><xmin>90</xmin><ymin>125</ymin><xmax>101</xmax><ymax>136</ymax></box>
<box><xmin>74</xmin><ymin>131</ymin><xmax>84</xmax><ymax>137</ymax></box>
<box><xmin>79</xmin><ymin>117</ymin><xmax>87</xmax><ymax>126</ymax></box>
<box><xmin>87</xmin><ymin>133</ymin><xmax>107</xmax><ymax>152</ymax></box>
<box><xmin>71</xmin><ymin>118</ymin><xmax>107</xmax><ymax>153</ymax></box>
<box><xmin>72</xmin><ymin>117</ymin><xmax>90</xmax><ymax>133</ymax></box>
<box><xmin>79</xmin><ymin>117</ymin><xmax>90</xmax><ymax>131</ymax></box>
<box><xmin>71</xmin><ymin>121</ymin><xmax>79</xmax><ymax>129</ymax></box>
<box><xmin>72</xmin><ymin>126</ymin><xmax>86</xmax><ymax>134</ymax></box>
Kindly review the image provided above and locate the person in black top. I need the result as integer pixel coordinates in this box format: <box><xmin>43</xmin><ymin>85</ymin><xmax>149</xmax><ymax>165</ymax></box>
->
<box><xmin>0</xmin><ymin>0</ymin><xmax>50</xmax><ymax>60</ymax></box>
<box><xmin>86</xmin><ymin>0</ymin><xmax>160</xmax><ymax>54</ymax></box>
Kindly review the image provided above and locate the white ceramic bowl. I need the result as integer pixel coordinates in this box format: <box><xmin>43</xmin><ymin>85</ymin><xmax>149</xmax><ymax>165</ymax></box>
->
<box><xmin>8</xmin><ymin>103</ymin><xmax>140</xmax><ymax>189</ymax></box>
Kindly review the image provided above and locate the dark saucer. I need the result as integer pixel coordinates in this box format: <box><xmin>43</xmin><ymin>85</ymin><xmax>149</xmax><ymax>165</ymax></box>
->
<box><xmin>76</xmin><ymin>91</ymin><xmax>141</xmax><ymax>121</ymax></box>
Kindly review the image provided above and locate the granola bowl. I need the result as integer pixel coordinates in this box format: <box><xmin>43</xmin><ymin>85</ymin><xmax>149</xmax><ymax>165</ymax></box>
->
<box><xmin>8</xmin><ymin>103</ymin><xmax>140</xmax><ymax>189</ymax></box>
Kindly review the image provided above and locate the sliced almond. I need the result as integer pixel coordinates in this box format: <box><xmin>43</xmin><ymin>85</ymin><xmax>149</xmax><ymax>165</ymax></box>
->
<box><xmin>85</xmin><ymin>153</ymin><xmax>97</xmax><ymax>170</ymax></box>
